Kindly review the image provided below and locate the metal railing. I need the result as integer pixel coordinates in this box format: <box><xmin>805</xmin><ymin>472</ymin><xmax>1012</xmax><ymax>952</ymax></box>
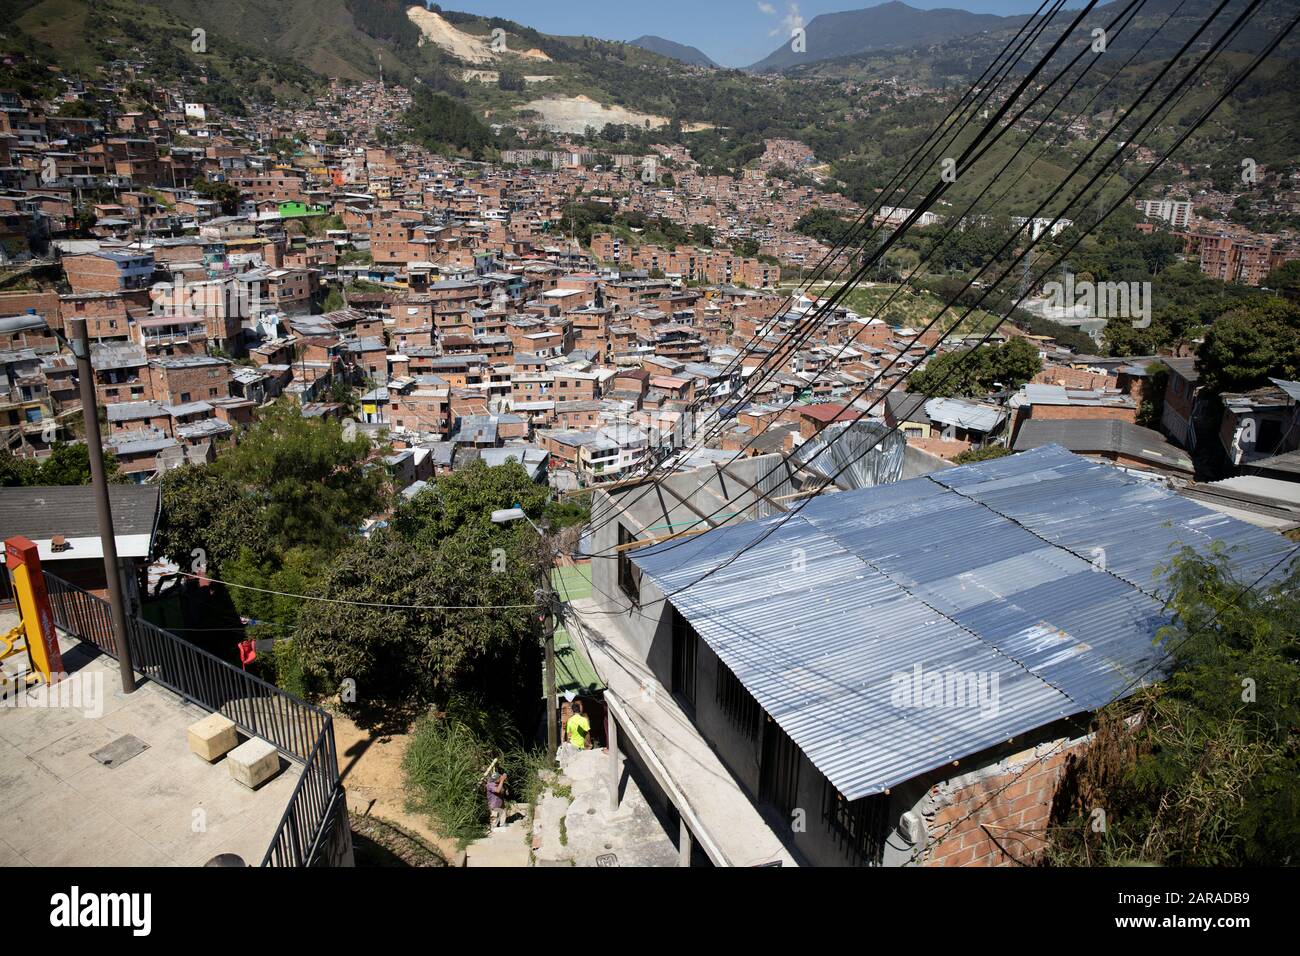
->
<box><xmin>42</xmin><ymin>572</ymin><xmax>351</xmax><ymax>867</ymax></box>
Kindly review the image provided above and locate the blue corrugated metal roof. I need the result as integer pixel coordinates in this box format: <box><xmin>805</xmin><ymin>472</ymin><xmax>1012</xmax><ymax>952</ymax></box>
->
<box><xmin>631</xmin><ymin>445</ymin><xmax>1294</xmax><ymax>800</ymax></box>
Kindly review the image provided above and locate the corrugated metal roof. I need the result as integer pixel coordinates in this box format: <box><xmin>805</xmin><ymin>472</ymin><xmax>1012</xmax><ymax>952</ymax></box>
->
<box><xmin>1270</xmin><ymin>378</ymin><xmax>1300</xmax><ymax>402</ymax></box>
<box><xmin>924</xmin><ymin>397</ymin><xmax>1006</xmax><ymax>433</ymax></box>
<box><xmin>631</xmin><ymin>445</ymin><xmax>1294</xmax><ymax>800</ymax></box>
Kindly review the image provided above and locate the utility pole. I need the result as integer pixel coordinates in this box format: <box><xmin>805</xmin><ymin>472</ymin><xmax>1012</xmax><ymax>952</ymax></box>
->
<box><xmin>67</xmin><ymin>317</ymin><xmax>135</xmax><ymax>694</ymax></box>
<box><xmin>540</xmin><ymin>573</ymin><xmax>558</xmax><ymax>758</ymax></box>
<box><xmin>493</xmin><ymin>507</ymin><xmax>558</xmax><ymax>757</ymax></box>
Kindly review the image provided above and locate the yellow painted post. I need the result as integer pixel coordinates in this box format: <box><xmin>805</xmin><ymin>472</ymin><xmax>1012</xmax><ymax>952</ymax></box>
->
<box><xmin>4</xmin><ymin>536</ymin><xmax>62</xmax><ymax>685</ymax></box>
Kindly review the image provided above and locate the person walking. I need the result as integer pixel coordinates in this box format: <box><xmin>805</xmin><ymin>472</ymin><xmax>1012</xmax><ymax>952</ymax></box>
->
<box><xmin>566</xmin><ymin>699</ymin><xmax>592</xmax><ymax>751</ymax></box>
<box><xmin>485</xmin><ymin>770</ymin><xmax>508</xmax><ymax>828</ymax></box>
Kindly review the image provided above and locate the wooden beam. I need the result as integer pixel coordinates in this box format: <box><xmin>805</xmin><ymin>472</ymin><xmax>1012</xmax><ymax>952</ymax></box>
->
<box><xmin>655</xmin><ymin>479</ymin><xmax>722</xmax><ymax>529</ymax></box>
<box><xmin>611</xmin><ymin>527</ymin><xmax>712</xmax><ymax>554</ymax></box>
<box><xmin>715</xmin><ymin>462</ymin><xmax>789</xmax><ymax>513</ymax></box>
<box><xmin>771</xmin><ymin>486</ymin><xmax>829</xmax><ymax>504</ymax></box>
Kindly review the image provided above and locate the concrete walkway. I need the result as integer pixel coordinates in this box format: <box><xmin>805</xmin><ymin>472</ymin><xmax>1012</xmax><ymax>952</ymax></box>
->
<box><xmin>531</xmin><ymin>747</ymin><xmax>679</xmax><ymax>868</ymax></box>
<box><xmin>464</xmin><ymin>805</ymin><xmax>530</xmax><ymax>867</ymax></box>
<box><xmin>565</xmin><ymin>599</ymin><xmax>797</xmax><ymax>867</ymax></box>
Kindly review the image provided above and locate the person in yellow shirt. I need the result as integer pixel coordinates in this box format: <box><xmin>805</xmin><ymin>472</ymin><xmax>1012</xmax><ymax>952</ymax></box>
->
<box><xmin>566</xmin><ymin>699</ymin><xmax>592</xmax><ymax>750</ymax></box>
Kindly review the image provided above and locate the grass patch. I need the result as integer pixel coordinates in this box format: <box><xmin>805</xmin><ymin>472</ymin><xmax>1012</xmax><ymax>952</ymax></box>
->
<box><xmin>402</xmin><ymin>697</ymin><xmax>552</xmax><ymax>847</ymax></box>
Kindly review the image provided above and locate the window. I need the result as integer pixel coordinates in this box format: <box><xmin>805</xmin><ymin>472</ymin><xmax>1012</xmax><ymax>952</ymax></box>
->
<box><xmin>716</xmin><ymin>658</ymin><xmax>761</xmax><ymax>741</ymax></box>
<box><xmin>759</xmin><ymin>718</ymin><xmax>801</xmax><ymax>818</ymax></box>
<box><xmin>616</xmin><ymin>525</ymin><xmax>641</xmax><ymax>604</ymax></box>
<box><xmin>822</xmin><ymin>783</ymin><xmax>889</xmax><ymax>866</ymax></box>
<box><xmin>1257</xmin><ymin>418</ymin><xmax>1282</xmax><ymax>453</ymax></box>
<box><xmin>671</xmin><ymin>607</ymin><xmax>698</xmax><ymax>707</ymax></box>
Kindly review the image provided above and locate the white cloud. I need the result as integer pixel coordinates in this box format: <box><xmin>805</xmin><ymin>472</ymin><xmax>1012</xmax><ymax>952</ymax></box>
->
<box><xmin>763</xmin><ymin>2</ymin><xmax>804</xmax><ymax>38</ymax></box>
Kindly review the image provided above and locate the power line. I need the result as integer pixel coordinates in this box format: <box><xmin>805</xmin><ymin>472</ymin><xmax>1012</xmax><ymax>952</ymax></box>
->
<box><xmin>575</xmin><ymin>0</ymin><xmax>1070</xmax><ymax>493</ymax></box>
<box><xmin>581</xmin><ymin>0</ymin><xmax>1074</xmax><ymax>527</ymax></box>
<box><xmin>580</xmin><ymin>0</ymin><xmax>1097</xmax><ymax>541</ymax></box>
<box><xmin>597</xmin><ymin>0</ymin><xmax>1159</xmax><ymax>521</ymax></box>
<box><xmin>601</xmin><ymin>0</ymin><xmax>1268</xmax><ymax>589</ymax></box>
<box><xmin>582</xmin><ymin>0</ymin><xmax>1181</xmax><ymax>562</ymax></box>
<box><xmin>172</xmin><ymin>569</ymin><xmax>538</xmax><ymax>611</ymax></box>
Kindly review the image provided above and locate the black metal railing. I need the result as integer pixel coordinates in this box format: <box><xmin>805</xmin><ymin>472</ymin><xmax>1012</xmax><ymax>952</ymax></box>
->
<box><xmin>42</xmin><ymin>572</ymin><xmax>351</xmax><ymax>867</ymax></box>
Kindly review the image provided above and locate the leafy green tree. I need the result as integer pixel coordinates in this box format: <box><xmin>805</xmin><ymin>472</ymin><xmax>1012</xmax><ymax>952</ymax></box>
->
<box><xmin>1264</xmin><ymin>260</ymin><xmax>1300</xmax><ymax>298</ymax></box>
<box><xmin>156</xmin><ymin>464</ymin><xmax>268</xmax><ymax>573</ymax></box>
<box><xmin>1197</xmin><ymin>297</ymin><xmax>1300</xmax><ymax>395</ymax></box>
<box><xmin>293</xmin><ymin>460</ymin><xmax>548</xmax><ymax>710</ymax></box>
<box><xmin>0</xmin><ymin>443</ymin><xmax>121</xmax><ymax>487</ymax></box>
<box><xmin>157</xmin><ymin>404</ymin><xmax>384</xmax><ymax>573</ymax></box>
<box><xmin>544</xmin><ymin>493</ymin><xmax>591</xmax><ymax>531</ymax></box>
<box><xmin>1047</xmin><ymin>547</ymin><xmax>1300</xmax><ymax>865</ymax></box>
<box><xmin>211</xmin><ymin>403</ymin><xmax>386</xmax><ymax>555</ymax></box>
<box><xmin>952</xmin><ymin>445</ymin><xmax>1011</xmax><ymax>465</ymax></box>
<box><xmin>393</xmin><ymin>459</ymin><xmax>547</xmax><ymax>547</ymax></box>
<box><xmin>403</xmin><ymin>88</ymin><xmax>495</xmax><ymax>159</ymax></box>
<box><xmin>794</xmin><ymin>208</ymin><xmax>855</xmax><ymax>246</ymax></box>
<box><xmin>909</xmin><ymin>338</ymin><xmax>1041</xmax><ymax>398</ymax></box>
<box><xmin>193</xmin><ymin>177</ymin><xmax>241</xmax><ymax>216</ymax></box>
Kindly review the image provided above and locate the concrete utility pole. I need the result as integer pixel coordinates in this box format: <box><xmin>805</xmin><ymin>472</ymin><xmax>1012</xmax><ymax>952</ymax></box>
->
<box><xmin>67</xmin><ymin>317</ymin><xmax>135</xmax><ymax>694</ymax></box>
<box><xmin>492</xmin><ymin>507</ymin><xmax>558</xmax><ymax>757</ymax></box>
<box><xmin>540</xmin><ymin>578</ymin><xmax>558</xmax><ymax>758</ymax></box>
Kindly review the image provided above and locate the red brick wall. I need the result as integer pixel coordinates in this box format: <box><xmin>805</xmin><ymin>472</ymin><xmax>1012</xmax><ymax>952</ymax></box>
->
<box><xmin>922</xmin><ymin>740</ymin><xmax>1086</xmax><ymax>867</ymax></box>
<box><xmin>1034</xmin><ymin>367</ymin><xmax>1117</xmax><ymax>390</ymax></box>
<box><xmin>1025</xmin><ymin>404</ymin><xmax>1138</xmax><ymax>425</ymax></box>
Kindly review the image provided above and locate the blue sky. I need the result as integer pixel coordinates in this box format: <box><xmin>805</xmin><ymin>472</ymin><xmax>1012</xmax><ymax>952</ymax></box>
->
<box><xmin>432</xmin><ymin>1</ymin><xmax>1060</xmax><ymax>68</ymax></box>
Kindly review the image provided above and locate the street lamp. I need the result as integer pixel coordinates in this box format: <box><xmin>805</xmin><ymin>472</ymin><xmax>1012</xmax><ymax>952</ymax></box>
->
<box><xmin>492</xmin><ymin>505</ymin><xmax>558</xmax><ymax>757</ymax></box>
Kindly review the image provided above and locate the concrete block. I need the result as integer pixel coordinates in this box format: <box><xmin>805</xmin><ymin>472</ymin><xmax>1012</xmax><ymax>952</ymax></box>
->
<box><xmin>226</xmin><ymin>737</ymin><xmax>281</xmax><ymax>790</ymax></box>
<box><xmin>187</xmin><ymin>714</ymin><xmax>238</xmax><ymax>763</ymax></box>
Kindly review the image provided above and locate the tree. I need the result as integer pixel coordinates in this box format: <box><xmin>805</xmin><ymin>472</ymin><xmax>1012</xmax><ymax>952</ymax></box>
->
<box><xmin>1197</xmin><ymin>297</ymin><xmax>1300</xmax><ymax>395</ymax></box>
<box><xmin>908</xmin><ymin>339</ymin><xmax>1042</xmax><ymax>398</ymax></box>
<box><xmin>1264</xmin><ymin>260</ymin><xmax>1300</xmax><ymax>298</ymax></box>
<box><xmin>497</xmin><ymin>70</ymin><xmax>526</xmax><ymax>92</ymax></box>
<box><xmin>1047</xmin><ymin>547</ymin><xmax>1300</xmax><ymax>865</ymax></box>
<box><xmin>403</xmin><ymin>88</ymin><xmax>495</xmax><ymax>159</ymax></box>
<box><xmin>193</xmin><ymin>177</ymin><xmax>241</xmax><ymax>216</ymax></box>
<box><xmin>392</xmin><ymin>459</ymin><xmax>548</xmax><ymax>547</ymax></box>
<box><xmin>211</xmin><ymin>403</ymin><xmax>387</xmax><ymax>555</ymax></box>
<box><xmin>156</xmin><ymin>464</ymin><xmax>268</xmax><ymax>574</ymax></box>
<box><xmin>794</xmin><ymin>208</ymin><xmax>855</xmax><ymax>245</ymax></box>
<box><xmin>987</xmin><ymin>337</ymin><xmax>1043</xmax><ymax>390</ymax></box>
<box><xmin>294</xmin><ymin>462</ymin><xmax>548</xmax><ymax>710</ymax></box>
<box><xmin>156</xmin><ymin>404</ymin><xmax>385</xmax><ymax>574</ymax></box>
<box><xmin>952</xmin><ymin>445</ymin><xmax>1011</xmax><ymax>465</ymax></box>
<box><xmin>0</xmin><ymin>443</ymin><xmax>121</xmax><ymax>487</ymax></box>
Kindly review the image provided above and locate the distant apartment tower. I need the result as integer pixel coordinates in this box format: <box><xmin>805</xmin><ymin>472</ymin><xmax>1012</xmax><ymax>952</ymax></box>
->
<box><xmin>1137</xmin><ymin>199</ymin><xmax>1193</xmax><ymax>229</ymax></box>
<box><xmin>1188</xmin><ymin>231</ymin><xmax>1274</xmax><ymax>286</ymax></box>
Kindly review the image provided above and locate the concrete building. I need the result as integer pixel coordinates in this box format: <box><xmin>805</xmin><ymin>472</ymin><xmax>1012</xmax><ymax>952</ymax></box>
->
<box><xmin>572</xmin><ymin>446</ymin><xmax>1292</xmax><ymax>866</ymax></box>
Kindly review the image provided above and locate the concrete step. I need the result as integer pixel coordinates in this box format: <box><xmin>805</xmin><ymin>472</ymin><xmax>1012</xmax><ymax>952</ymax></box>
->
<box><xmin>463</xmin><ymin>806</ymin><xmax>530</xmax><ymax>867</ymax></box>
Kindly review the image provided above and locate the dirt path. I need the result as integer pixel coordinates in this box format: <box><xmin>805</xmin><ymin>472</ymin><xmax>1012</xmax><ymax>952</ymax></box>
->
<box><xmin>332</xmin><ymin>714</ymin><xmax>465</xmax><ymax>865</ymax></box>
